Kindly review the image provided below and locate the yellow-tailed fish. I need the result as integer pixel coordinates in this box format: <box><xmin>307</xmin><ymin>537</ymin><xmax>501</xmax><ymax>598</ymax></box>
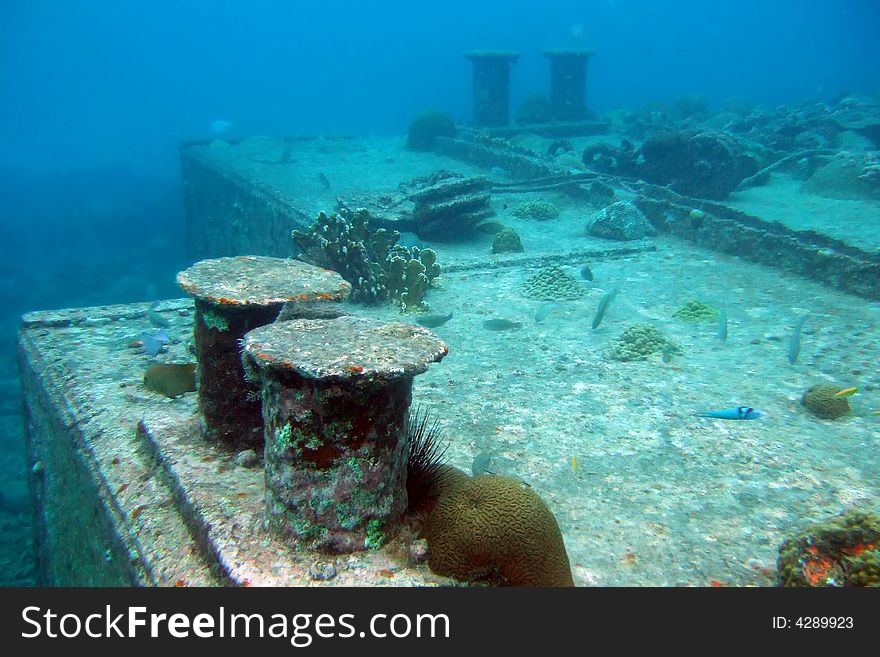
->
<box><xmin>833</xmin><ymin>387</ymin><xmax>858</xmax><ymax>398</ymax></box>
<box><xmin>571</xmin><ymin>456</ymin><xmax>577</xmax><ymax>476</ymax></box>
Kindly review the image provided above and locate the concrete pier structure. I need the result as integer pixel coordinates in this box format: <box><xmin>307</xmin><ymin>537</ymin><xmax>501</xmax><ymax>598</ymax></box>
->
<box><xmin>465</xmin><ymin>51</ymin><xmax>520</xmax><ymax>126</ymax></box>
<box><xmin>543</xmin><ymin>49</ymin><xmax>594</xmax><ymax>121</ymax></box>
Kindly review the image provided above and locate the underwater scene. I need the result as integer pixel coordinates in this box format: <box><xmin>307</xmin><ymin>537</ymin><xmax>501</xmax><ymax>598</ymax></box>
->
<box><xmin>2</xmin><ymin>1</ymin><xmax>880</xmax><ymax>587</ymax></box>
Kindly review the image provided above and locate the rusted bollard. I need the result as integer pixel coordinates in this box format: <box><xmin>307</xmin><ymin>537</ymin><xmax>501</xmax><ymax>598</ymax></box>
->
<box><xmin>241</xmin><ymin>317</ymin><xmax>448</xmax><ymax>552</ymax></box>
<box><xmin>177</xmin><ymin>256</ymin><xmax>350</xmax><ymax>448</ymax></box>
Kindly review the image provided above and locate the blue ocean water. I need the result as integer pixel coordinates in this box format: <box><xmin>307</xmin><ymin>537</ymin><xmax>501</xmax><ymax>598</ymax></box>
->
<box><xmin>1</xmin><ymin>0</ymin><xmax>878</xmax><ymax>586</ymax></box>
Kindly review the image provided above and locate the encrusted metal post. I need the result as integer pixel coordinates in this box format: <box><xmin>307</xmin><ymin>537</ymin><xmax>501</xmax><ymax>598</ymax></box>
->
<box><xmin>177</xmin><ymin>256</ymin><xmax>350</xmax><ymax>448</ymax></box>
<box><xmin>465</xmin><ymin>51</ymin><xmax>520</xmax><ymax>126</ymax></box>
<box><xmin>543</xmin><ymin>49</ymin><xmax>594</xmax><ymax>121</ymax></box>
<box><xmin>241</xmin><ymin>317</ymin><xmax>448</xmax><ymax>552</ymax></box>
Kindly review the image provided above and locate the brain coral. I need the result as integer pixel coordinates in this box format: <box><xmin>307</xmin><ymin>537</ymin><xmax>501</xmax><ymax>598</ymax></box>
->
<box><xmin>406</xmin><ymin>111</ymin><xmax>456</xmax><ymax>151</ymax></box>
<box><xmin>777</xmin><ymin>509</ymin><xmax>880</xmax><ymax>587</ymax></box>
<box><xmin>492</xmin><ymin>227</ymin><xmax>524</xmax><ymax>254</ymax></box>
<box><xmin>588</xmin><ymin>200</ymin><xmax>656</xmax><ymax>241</ymax></box>
<box><xmin>801</xmin><ymin>384</ymin><xmax>851</xmax><ymax>419</ymax></box>
<box><xmin>521</xmin><ymin>265</ymin><xmax>585</xmax><ymax>301</ymax></box>
<box><xmin>424</xmin><ymin>474</ymin><xmax>573</xmax><ymax>587</ymax></box>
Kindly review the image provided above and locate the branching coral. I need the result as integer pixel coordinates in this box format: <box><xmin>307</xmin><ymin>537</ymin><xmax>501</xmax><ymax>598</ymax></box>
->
<box><xmin>292</xmin><ymin>208</ymin><xmax>440</xmax><ymax>309</ymax></box>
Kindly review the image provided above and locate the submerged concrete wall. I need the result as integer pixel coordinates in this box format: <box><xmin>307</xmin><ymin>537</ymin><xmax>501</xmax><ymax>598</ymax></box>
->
<box><xmin>181</xmin><ymin>143</ymin><xmax>311</xmax><ymax>261</ymax></box>
<box><xmin>18</xmin><ymin>304</ymin><xmax>220</xmax><ymax>586</ymax></box>
<box><xmin>16</xmin><ymin>302</ymin><xmax>449</xmax><ymax>587</ymax></box>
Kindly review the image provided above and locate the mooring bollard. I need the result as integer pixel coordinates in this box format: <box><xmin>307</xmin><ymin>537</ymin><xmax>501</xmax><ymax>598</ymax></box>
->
<box><xmin>177</xmin><ymin>256</ymin><xmax>350</xmax><ymax>448</ymax></box>
<box><xmin>241</xmin><ymin>317</ymin><xmax>448</xmax><ymax>552</ymax></box>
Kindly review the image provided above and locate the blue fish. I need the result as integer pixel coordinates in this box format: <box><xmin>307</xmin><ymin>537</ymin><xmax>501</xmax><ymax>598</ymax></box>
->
<box><xmin>535</xmin><ymin>302</ymin><xmax>560</xmax><ymax>323</ymax></box>
<box><xmin>210</xmin><ymin>119</ymin><xmax>233</xmax><ymax>135</ymax></box>
<box><xmin>695</xmin><ymin>406</ymin><xmax>764</xmax><ymax>420</ymax></box>
<box><xmin>147</xmin><ymin>301</ymin><xmax>171</xmax><ymax>328</ymax></box>
<box><xmin>140</xmin><ymin>329</ymin><xmax>169</xmax><ymax>356</ymax></box>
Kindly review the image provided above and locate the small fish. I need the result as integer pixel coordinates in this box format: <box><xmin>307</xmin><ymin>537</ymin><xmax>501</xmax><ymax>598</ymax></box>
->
<box><xmin>580</xmin><ymin>264</ymin><xmax>593</xmax><ymax>281</ymax></box>
<box><xmin>591</xmin><ymin>286</ymin><xmax>621</xmax><ymax>329</ymax></box>
<box><xmin>398</xmin><ymin>232</ymin><xmax>424</xmax><ymax>249</ymax></box>
<box><xmin>143</xmin><ymin>363</ymin><xmax>197</xmax><ymax>398</ymax></box>
<box><xmin>718</xmin><ymin>306</ymin><xmax>727</xmax><ymax>342</ymax></box>
<box><xmin>472</xmin><ymin>452</ymin><xmax>494</xmax><ymax>476</ymax></box>
<box><xmin>489</xmin><ymin>166</ymin><xmax>509</xmax><ymax>178</ymax></box>
<box><xmin>140</xmin><ymin>329</ymin><xmax>169</xmax><ymax>356</ymax></box>
<box><xmin>147</xmin><ymin>302</ymin><xmax>171</xmax><ymax>328</ymax></box>
<box><xmin>788</xmin><ymin>315</ymin><xmax>808</xmax><ymax>364</ymax></box>
<box><xmin>483</xmin><ymin>319</ymin><xmax>522</xmax><ymax>331</ymax></box>
<box><xmin>319</xmin><ymin>172</ymin><xmax>330</xmax><ymax>188</ymax></box>
<box><xmin>695</xmin><ymin>406</ymin><xmax>764</xmax><ymax>420</ymax></box>
<box><xmin>535</xmin><ymin>302</ymin><xmax>560</xmax><ymax>323</ymax></box>
<box><xmin>210</xmin><ymin>119</ymin><xmax>233</xmax><ymax>135</ymax></box>
<box><xmin>873</xmin><ymin>410</ymin><xmax>880</xmax><ymax>416</ymax></box>
<box><xmin>833</xmin><ymin>387</ymin><xmax>858</xmax><ymax>398</ymax></box>
<box><xmin>661</xmin><ymin>344</ymin><xmax>675</xmax><ymax>363</ymax></box>
<box><xmin>571</xmin><ymin>456</ymin><xmax>577</xmax><ymax>476</ymax></box>
<box><xmin>475</xmin><ymin>221</ymin><xmax>507</xmax><ymax>235</ymax></box>
<box><xmin>416</xmin><ymin>312</ymin><xmax>453</xmax><ymax>328</ymax></box>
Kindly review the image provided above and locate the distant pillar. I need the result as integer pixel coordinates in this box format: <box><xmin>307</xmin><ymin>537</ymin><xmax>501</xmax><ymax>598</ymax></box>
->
<box><xmin>465</xmin><ymin>51</ymin><xmax>520</xmax><ymax>127</ymax></box>
<box><xmin>543</xmin><ymin>50</ymin><xmax>594</xmax><ymax>121</ymax></box>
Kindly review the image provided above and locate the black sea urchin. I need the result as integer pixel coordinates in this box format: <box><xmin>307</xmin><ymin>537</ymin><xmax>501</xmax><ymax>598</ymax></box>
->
<box><xmin>406</xmin><ymin>407</ymin><xmax>448</xmax><ymax>515</ymax></box>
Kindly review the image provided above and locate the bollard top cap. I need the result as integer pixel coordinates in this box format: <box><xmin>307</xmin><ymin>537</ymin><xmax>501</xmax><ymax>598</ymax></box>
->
<box><xmin>242</xmin><ymin>316</ymin><xmax>448</xmax><ymax>382</ymax></box>
<box><xmin>542</xmin><ymin>49</ymin><xmax>595</xmax><ymax>59</ymax></box>
<box><xmin>177</xmin><ymin>256</ymin><xmax>350</xmax><ymax>307</ymax></box>
<box><xmin>465</xmin><ymin>50</ymin><xmax>520</xmax><ymax>62</ymax></box>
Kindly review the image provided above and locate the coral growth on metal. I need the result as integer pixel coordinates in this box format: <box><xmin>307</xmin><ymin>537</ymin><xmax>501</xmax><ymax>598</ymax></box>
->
<box><xmin>177</xmin><ymin>256</ymin><xmax>350</xmax><ymax>307</ymax></box>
